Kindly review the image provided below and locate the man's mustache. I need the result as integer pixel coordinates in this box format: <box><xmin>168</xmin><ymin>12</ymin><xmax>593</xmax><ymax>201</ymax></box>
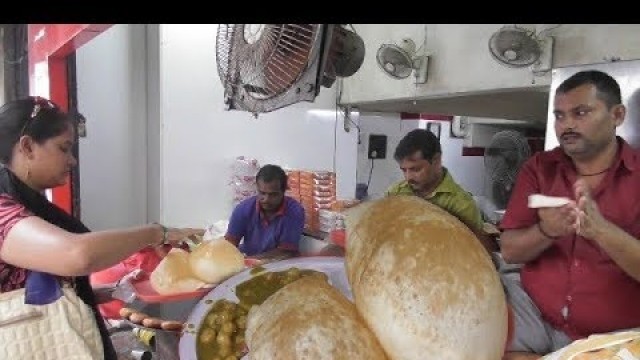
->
<box><xmin>561</xmin><ymin>131</ymin><xmax>581</xmax><ymax>139</ymax></box>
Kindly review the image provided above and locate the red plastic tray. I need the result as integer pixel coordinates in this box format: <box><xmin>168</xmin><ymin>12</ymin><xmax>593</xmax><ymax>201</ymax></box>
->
<box><xmin>130</xmin><ymin>258</ymin><xmax>260</xmax><ymax>303</ymax></box>
<box><xmin>129</xmin><ymin>275</ymin><xmax>214</xmax><ymax>304</ymax></box>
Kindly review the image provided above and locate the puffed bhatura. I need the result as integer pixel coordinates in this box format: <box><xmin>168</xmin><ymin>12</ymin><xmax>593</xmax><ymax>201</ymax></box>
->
<box><xmin>345</xmin><ymin>196</ymin><xmax>508</xmax><ymax>360</ymax></box>
<box><xmin>245</xmin><ymin>276</ymin><xmax>388</xmax><ymax>360</ymax></box>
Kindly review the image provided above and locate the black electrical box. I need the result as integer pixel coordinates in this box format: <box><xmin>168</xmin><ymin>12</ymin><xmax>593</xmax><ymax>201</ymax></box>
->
<box><xmin>368</xmin><ymin>134</ymin><xmax>387</xmax><ymax>159</ymax></box>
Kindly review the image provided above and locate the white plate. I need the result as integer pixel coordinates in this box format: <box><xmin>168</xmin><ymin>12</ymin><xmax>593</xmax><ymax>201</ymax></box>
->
<box><xmin>178</xmin><ymin>256</ymin><xmax>352</xmax><ymax>360</ymax></box>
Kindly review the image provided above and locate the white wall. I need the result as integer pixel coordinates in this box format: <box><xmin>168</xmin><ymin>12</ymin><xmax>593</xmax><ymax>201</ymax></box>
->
<box><xmin>436</xmin><ymin>120</ymin><xmax>485</xmax><ymax>196</ymax></box>
<box><xmin>76</xmin><ymin>24</ymin><xmax>149</xmax><ymax>231</ymax></box>
<box><xmin>343</xmin><ymin>24</ymin><xmax>640</xmax><ymax>104</ymax></box>
<box><xmin>356</xmin><ymin>114</ymin><xmax>419</xmax><ymax>198</ymax></box>
<box><xmin>81</xmin><ymin>24</ymin><xmax>610</xmax><ymax>229</ymax></box>
<box><xmin>75</xmin><ymin>24</ymin><xmax>359</xmax><ymax>229</ymax></box>
<box><xmin>158</xmin><ymin>24</ymin><xmax>357</xmax><ymax>226</ymax></box>
<box><xmin>356</xmin><ymin>114</ymin><xmax>484</xmax><ymax>199</ymax></box>
<box><xmin>145</xmin><ymin>25</ymin><xmax>162</xmax><ymax>223</ymax></box>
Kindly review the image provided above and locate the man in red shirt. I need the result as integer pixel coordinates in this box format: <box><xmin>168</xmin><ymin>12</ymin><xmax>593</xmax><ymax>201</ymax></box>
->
<box><xmin>500</xmin><ymin>70</ymin><xmax>640</xmax><ymax>359</ymax></box>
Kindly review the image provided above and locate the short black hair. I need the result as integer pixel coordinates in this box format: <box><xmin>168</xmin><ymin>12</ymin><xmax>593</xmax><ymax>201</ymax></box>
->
<box><xmin>556</xmin><ymin>70</ymin><xmax>622</xmax><ymax>109</ymax></box>
<box><xmin>256</xmin><ymin>164</ymin><xmax>288</xmax><ymax>192</ymax></box>
<box><xmin>394</xmin><ymin>128</ymin><xmax>441</xmax><ymax>162</ymax></box>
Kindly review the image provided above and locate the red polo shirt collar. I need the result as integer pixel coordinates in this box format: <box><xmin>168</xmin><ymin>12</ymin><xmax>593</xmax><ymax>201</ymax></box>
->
<box><xmin>548</xmin><ymin>136</ymin><xmax>637</xmax><ymax>173</ymax></box>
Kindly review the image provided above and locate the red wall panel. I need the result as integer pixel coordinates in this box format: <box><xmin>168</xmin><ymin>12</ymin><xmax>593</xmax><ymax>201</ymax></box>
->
<box><xmin>27</xmin><ymin>24</ymin><xmax>112</xmax><ymax>214</ymax></box>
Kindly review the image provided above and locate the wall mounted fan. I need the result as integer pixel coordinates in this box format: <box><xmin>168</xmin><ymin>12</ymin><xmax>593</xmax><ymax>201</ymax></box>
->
<box><xmin>376</xmin><ymin>38</ymin><xmax>429</xmax><ymax>83</ymax></box>
<box><xmin>488</xmin><ymin>25</ymin><xmax>553</xmax><ymax>69</ymax></box>
<box><xmin>216</xmin><ymin>24</ymin><xmax>365</xmax><ymax>114</ymax></box>
<box><xmin>484</xmin><ymin>130</ymin><xmax>531</xmax><ymax>210</ymax></box>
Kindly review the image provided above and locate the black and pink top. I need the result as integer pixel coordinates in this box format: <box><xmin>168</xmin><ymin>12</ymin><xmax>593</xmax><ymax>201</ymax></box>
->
<box><xmin>0</xmin><ymin>193</ymin><xmax>33</xmax><ymax>292</ymax></box>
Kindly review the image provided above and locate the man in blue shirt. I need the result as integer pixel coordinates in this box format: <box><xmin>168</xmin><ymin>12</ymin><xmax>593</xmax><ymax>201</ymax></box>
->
<box><xmin>225</xmin><ymin>164</ymin><xmax>305</xmax><ymax>259</ymax></box>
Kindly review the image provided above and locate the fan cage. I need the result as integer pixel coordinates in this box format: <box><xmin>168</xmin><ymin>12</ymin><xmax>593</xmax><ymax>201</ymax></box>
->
<box><xmin>485</xmin><ymin>130</ymin><xmax>531</xmax><ymax>182</ymax></box>
<box><xmin>376</xmin><ymin>44</ymin><xmax>413</xmax><ymax>79</ymax></box>
<box><xmin>216</xmin><ymin>24</ymin><xmax>330</xmax><ymax>114</ymax></box>
<box><xmin>484</xmin><ymin>130</ymin><xmax>531</xmax><ymax>208</ymax></box>
<box><xmin>217</xmin><ymin>24</ymin><xmax>319</xmax><ymax>100</ymax></box>
<box><xmin>489</xmin><ymin>25</ymin><xmax>542</xmax><ymax>68</ymax></box>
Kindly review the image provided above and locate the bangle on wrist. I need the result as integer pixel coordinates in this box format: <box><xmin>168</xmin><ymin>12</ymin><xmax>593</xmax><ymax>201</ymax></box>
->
<box><xmin>538</xmin><ymin>222</ymin><xmax>557</xmax><ymax>239</ymax></box>
<box><xmin>152</xmin><ymin>222</ymin><xmax>168</xmax><ymax>246</ymax></box>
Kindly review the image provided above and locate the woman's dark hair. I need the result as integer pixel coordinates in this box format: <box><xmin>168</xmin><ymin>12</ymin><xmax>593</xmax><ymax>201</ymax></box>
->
<box><xmin>0</xmin><ymin>96</ymin><xmax>73</xmax><ymax>165</ymax></box>
<box><xmin>557</xmin><ymin>70</ymin><xmax>622</xmax><ymax>109</ymax></box>
<box><xmin>394</xmin><ymin>128</ymin><xmax>442</xmax><ymax>162</ymax></box>
<box><xmin>256</xmin><ymin>164</ymin><xmax>288</xmax><ymax>192</ymax></box>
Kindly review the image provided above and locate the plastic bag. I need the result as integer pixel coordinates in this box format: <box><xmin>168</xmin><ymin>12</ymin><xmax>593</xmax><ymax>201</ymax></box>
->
<box><xmin>111</xmin><ymin>269</ymin><xmax>144</xmax><ymax>303</ymax></box>
<box><xmin>230</xmin><ymin>156</ymin><xmax>260</xmax><ymax>206</ymax></box>
<box><xmin>204</xmin><ymin>220</ymin><xmax>230</xmax><ymax>241</ymax></box>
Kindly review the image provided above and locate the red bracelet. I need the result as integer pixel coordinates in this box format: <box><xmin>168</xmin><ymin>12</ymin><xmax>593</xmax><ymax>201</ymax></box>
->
<box><xmin>538</xmin><ymin>222</ymin><xmax>557</xmax><ymax>239</ymax></box>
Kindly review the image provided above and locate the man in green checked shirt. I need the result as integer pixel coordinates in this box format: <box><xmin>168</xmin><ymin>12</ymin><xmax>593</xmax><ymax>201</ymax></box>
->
<box><xmin>386</xmin><ymin>128</ymin><xmax>497</xmax><ymax>253</ymax></box>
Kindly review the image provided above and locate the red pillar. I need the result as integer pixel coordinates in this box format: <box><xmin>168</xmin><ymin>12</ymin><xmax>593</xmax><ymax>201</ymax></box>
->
<box><xmin>27</xmin><ymin>24</ymin><xmax>112</xmax><ymax>214</ymax></box>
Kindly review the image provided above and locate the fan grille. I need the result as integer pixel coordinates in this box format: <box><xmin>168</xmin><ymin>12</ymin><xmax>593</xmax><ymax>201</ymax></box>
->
<box><xmin>376</xmin><ymin>44</ymin><xmax>413</xmax><ymax>79</ymax></box>
<box><xmin>217</xmin><ymin>24</ymin><xmax>320</xmax><ymax>102</ymax></box>
<box><xmin>489</xmin><ymin>26</ymin><xmax>542</xmax><ymax>68</ymax></box>
<box><xmin>484</xmin><ymin>130</ymin><xmax>531</xmax><ymax>209</ymax></box>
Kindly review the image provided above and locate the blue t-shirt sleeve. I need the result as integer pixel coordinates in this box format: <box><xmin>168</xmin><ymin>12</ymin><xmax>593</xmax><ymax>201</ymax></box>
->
<box><xmin>278</xmin><ymin>204</ymin><xmax>305</xmax><ymax>250</ymax></box>
<box><xmin>226</xmin><ymin>203</ymin><xmax>248</xmax><ymax>241</ymax></box>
